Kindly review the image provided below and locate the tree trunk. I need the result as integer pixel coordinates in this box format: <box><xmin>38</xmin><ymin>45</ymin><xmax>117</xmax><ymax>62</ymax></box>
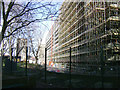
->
<box><xmin>35</xmin><ymin>56</ymin><xmax>38</xmax><ymax>65</ymax></box>
<box><xmin>0</xmin><ymin>33</ymin><xmax>2</xmax><ymax>44</ymax></box>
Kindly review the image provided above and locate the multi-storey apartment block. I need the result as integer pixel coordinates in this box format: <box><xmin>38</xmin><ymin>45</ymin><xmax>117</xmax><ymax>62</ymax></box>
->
<box><xmin>46</xmin><ymin>0</ymin><xmax>120</xmax><ymax>73</ymax></box>
<box><xmin>46</xmin><ymin>20</ymin><xmax>59</xmax><ymax>67</ymax></box>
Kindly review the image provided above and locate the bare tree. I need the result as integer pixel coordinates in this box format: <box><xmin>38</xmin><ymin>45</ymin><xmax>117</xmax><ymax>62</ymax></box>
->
<box><xmin>0</xmin><ymin>0</ymin><xmax>60</xmax><ymax>63</ymax></box>
<box><xmin>1</xmin><ymin>0</ymin><xmax>59</xmax><ymax>44</ymax></box>
<box><xmin>26</xmin><ymin>23</ymin><xmax>43</xmax><ymax>65</ymax></box>
<box><xmin>30</xmin><ymin>38</ymin><xmax>42</xmax><ymax>65</ymax></box>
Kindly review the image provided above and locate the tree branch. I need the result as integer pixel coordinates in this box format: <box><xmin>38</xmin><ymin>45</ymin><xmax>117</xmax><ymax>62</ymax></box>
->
<box><xmin>6</xmin><ymin>2</ymin><xmax>14</xmax><ymax>20</ymax></box>
<box><xmin>7</xmin><ymin>3</ymin><xmax>55</xmax><ymax>25</ymax></box>
<box><xmin>5</xmin><ymin>15</ymin><xmax>51</xmax><ymax>38</ymax></box>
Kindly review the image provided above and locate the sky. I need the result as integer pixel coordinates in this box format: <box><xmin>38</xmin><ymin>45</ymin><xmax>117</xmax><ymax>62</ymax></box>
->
<box><xmin>41</xmin><ymin>1</ymin><xmax>63</xmax><ymax>44</ymax></box>
<box><xmin>41</xmin><ymin>21</ymin><xmax>54</xmax><ymax>44</ymax></box>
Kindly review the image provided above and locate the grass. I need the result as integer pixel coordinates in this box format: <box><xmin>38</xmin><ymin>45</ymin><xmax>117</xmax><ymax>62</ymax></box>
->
<box><xmin>2</xmin><ymin>62</ymin><xmax>120</xmax><ymax>88</ymax></box>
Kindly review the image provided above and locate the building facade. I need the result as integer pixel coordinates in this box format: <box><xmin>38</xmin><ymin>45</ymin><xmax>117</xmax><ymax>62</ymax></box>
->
<box><xmin>17</xmin><ymin>38</ymin><xmax>27</xmax><ymax>61</ymax></box>
<box><xmin>46</xmin><ymin>0</ymin><xmax>120</xmax><ymax>73</ymax></box>
<box><xmin>38</xmin><ymin>44</ymin><xmax>45</xmax><ymax>65</ymax></box>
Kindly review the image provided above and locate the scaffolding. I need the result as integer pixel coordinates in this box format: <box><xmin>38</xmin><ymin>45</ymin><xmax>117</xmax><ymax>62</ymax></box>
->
<box><xmin>46</xmin><ymin>1</ymin><xmax>120</xmax><ymax>73</ymax></box>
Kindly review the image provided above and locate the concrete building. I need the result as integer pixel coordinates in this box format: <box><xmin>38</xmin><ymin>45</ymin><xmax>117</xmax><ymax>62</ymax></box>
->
<box><xmin>46</xmin><ymin>20</ymin><xmax>59</xmax><ymax>68</ymax></box>
<box><xmin>46</xmin><ymin>1</ymin><xmax>120</xmax><ymax>73</ymax></box>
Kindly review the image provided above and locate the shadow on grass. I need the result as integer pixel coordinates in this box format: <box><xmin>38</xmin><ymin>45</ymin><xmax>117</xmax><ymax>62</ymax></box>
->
<box><xmin>2</xmin><ymin>63</ymin><xmax>44</xmax><ymax>89</ymax></box>
<box><xmin>2</xmin><ymin>62</ymin><xmax>120</xmax><ymax>89</ymax></box>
